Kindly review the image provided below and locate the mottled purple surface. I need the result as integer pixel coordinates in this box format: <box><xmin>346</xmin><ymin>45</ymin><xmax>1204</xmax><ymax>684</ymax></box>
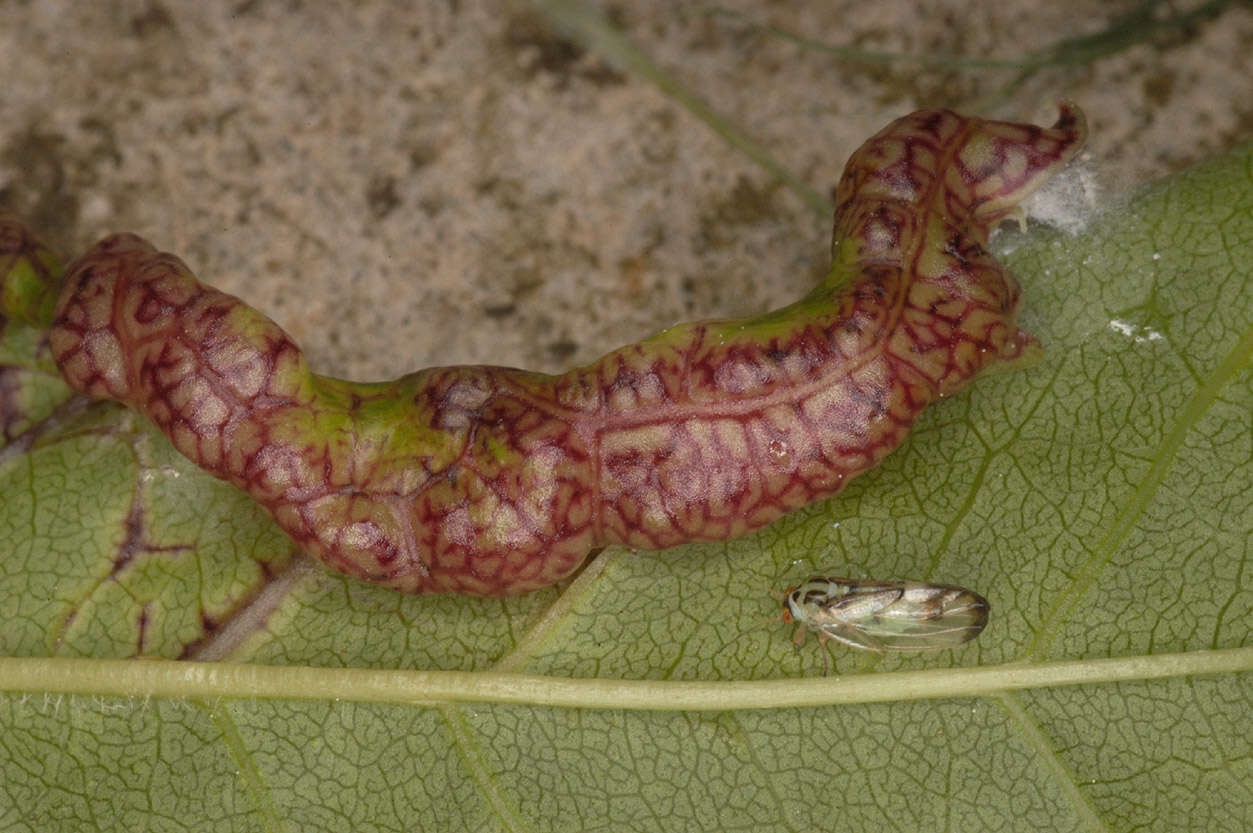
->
<box><xmin>48</xmin><ymin>106</ymin><xmax>1086</xmax><ymax>595</ymax></box>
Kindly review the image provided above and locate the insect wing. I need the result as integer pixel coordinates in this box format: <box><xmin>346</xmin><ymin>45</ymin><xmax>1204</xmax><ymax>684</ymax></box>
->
<box><xmin>821</xmin><ymin>584</ymin><xmax>905</xmax><ymax>621</ymax></box>
<box><xmin>783</xmin><ymin>577</ymin><xmax>891</xmax><ymax>621</ymax></box>
<box><xmin>787</xmin><ymin>580</ymin><xmax>905</xmax><ymax>654</ymax></box>
<box><xmin>856</xmin><ymin>583</ymin><xmax>990</xmax><ymax>651</ymax></box>
<box><xmin>782</xmin><ymin>577</ymin><xmax>990</xmax><ymax>654</ymax></box>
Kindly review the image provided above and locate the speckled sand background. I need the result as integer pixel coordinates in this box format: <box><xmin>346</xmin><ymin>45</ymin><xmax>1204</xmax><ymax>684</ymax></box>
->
<box><xmin>2</xmin><ymin>1</ymin><xmax>1250</xmax><ymax>380</ymax></box>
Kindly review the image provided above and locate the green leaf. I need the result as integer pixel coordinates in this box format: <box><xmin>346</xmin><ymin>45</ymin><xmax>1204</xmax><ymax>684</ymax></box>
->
<box><xmin>1</xmin><ymin>142</ymin><xmax>1251</xmax><ymax>831</ymax></box>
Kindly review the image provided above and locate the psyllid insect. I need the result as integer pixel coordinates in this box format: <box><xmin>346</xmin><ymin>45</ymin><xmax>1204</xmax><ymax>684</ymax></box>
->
<box><xmin>781</xmin><ymin>577</ymin><xmax>990</xmax><ymax>670</ymax></box>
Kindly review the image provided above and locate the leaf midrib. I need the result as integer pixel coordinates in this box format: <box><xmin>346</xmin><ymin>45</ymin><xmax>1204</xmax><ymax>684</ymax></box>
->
<box><xmin>3</xmin><ymin>646</ymin><xmax>1249</xmax><ymax>711</ymax></box>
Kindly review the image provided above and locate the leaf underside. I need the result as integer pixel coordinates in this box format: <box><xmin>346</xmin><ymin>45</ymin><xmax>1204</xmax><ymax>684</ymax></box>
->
<box><xmin>1</xmin><ymin>143</ymin><xmax>1251</xmax><ymax>832</ymax></box>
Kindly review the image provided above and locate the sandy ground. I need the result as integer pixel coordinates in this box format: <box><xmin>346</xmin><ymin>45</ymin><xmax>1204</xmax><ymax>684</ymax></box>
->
<box><xmin>2</xmin><ymin>0</ymin><xmax>1250</xmax><ymax>380</ymax></box>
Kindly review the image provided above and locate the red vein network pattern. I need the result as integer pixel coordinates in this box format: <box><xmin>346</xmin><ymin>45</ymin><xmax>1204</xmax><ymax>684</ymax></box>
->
<box><xmin>47</xmin><ymin>104</ymin><xmax>1087</xmax><ymax>595</ymax></box>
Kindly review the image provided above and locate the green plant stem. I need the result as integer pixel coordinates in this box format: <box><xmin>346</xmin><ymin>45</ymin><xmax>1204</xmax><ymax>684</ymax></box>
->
<box><xmin>3</xmin><ymin>646</ymin><xmax>1249</xmax><ymax>711</ymax></box>
<box><xmin>708</xmin><ymin>0</ymin><xmax>1240</xmax><ymax>77</ymax></box>
<box><xmin>531</xmin><ymin>0</ymin><xmax>833</xmax><ymax>217</ymax></box>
